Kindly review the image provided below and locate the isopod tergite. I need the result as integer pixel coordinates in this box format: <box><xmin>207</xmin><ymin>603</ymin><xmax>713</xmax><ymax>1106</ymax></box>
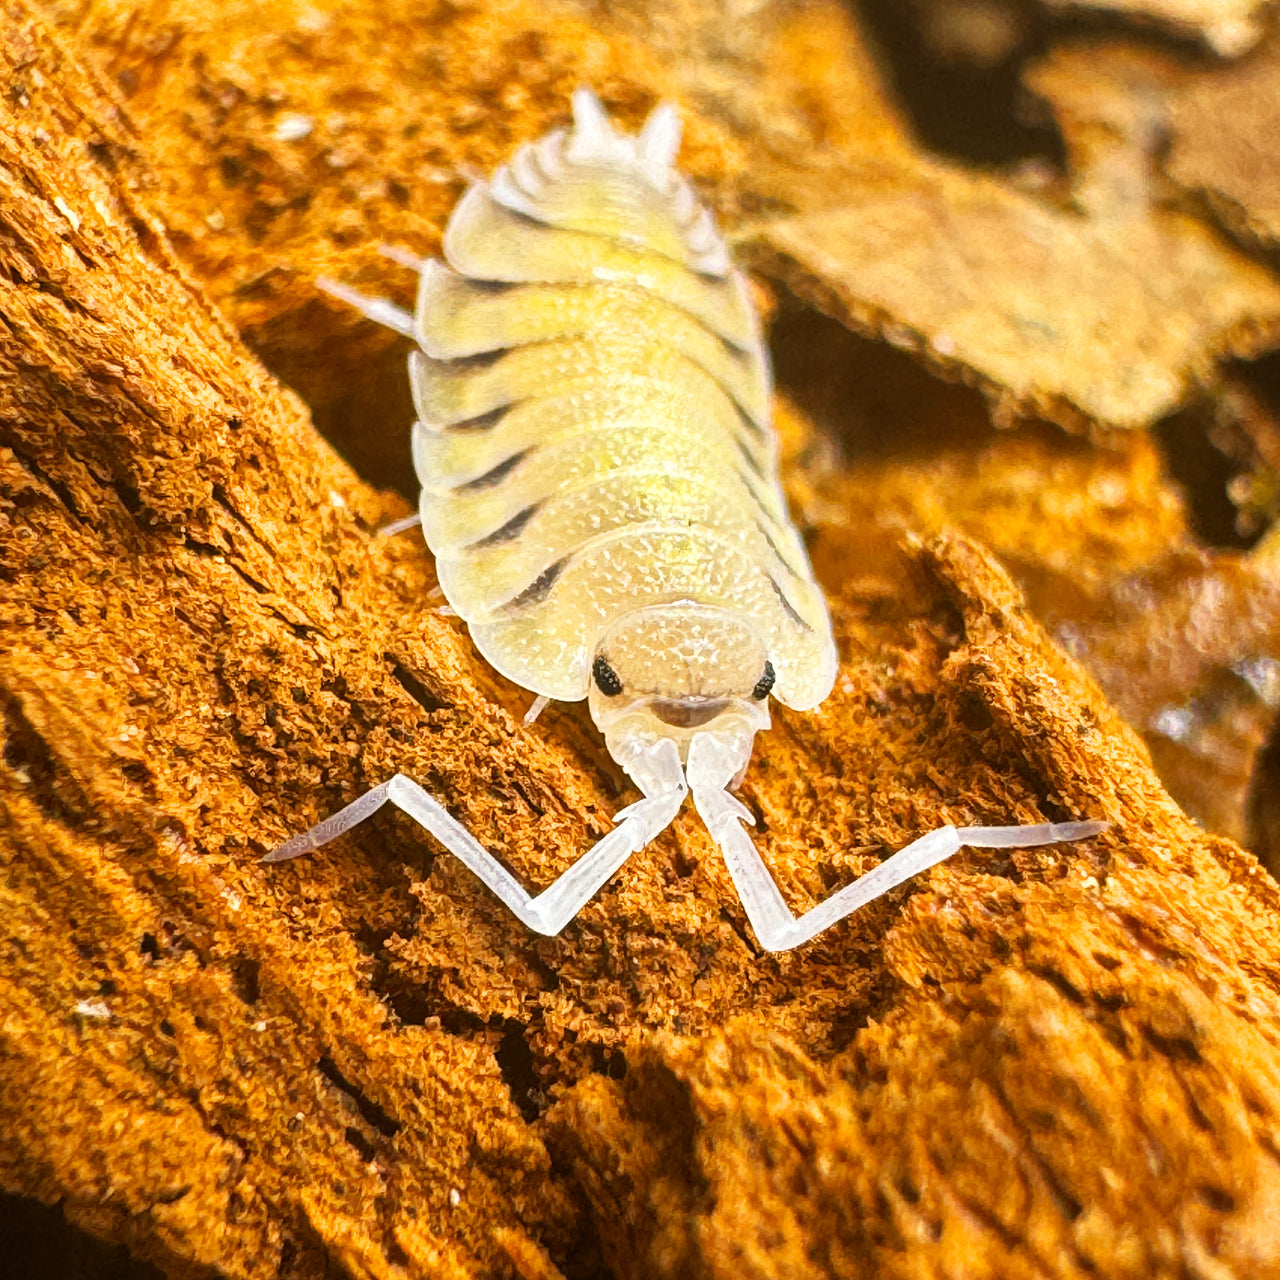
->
<box><xmin>264</xmin><ymin>89</ymin><xmax>1107</xmax><ymax>951</ymax></box>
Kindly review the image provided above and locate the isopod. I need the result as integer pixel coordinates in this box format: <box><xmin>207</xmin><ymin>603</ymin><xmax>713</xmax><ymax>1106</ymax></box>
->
<box><xmin>264</xmin><ymin>90</ymin><xmax>1106</xmax><ymax>951</ymax></box>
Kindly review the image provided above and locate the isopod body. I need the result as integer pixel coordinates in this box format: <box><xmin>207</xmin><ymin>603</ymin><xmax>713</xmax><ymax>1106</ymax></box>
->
<box><xmin>410</xmin><ymin>90</ymin><xmax>837</xmax><ymax>733</ymax></box>
<box><xmin>269</xmin><ymin>91</ymin><xmax>1107</xmax><ymax>952</ymax></box>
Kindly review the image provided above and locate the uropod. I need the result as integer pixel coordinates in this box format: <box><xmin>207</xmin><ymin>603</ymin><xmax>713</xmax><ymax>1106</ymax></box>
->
<box><xmin>265</xmin><ymin>90</ymin><xmax>1106</xmax><ymax>951</ymax></box>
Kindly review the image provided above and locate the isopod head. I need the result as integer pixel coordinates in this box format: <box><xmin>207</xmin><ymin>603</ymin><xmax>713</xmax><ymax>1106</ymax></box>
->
<box><xmin>587</xmin><ymin>602</ymin><xmax>773</xmax><ymax>785</ymax></box>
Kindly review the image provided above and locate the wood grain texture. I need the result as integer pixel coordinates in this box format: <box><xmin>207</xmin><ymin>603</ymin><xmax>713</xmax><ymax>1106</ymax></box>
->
<box><xmin>4</xmin><ymin>2</ymin><xmax>1280</xmax><ymax>1278</ymax></box>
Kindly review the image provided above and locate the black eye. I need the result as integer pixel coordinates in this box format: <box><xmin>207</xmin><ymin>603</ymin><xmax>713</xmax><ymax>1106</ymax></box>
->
<box><xmin>592</xmin><ymin>655</ymin><xmax>623</xmax><ymax>696</ymax></box>
<box><xmin>752</xmin><ymin>661</ymin><xmax>775</xmax><ymax>701</ymax></box>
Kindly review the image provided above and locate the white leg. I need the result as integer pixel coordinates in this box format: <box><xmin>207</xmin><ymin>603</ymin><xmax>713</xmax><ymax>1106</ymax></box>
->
<box><xmin>263</xmin><ymin>771</ymin><xmax>686</xmax><ymax>937</ymax></box>
<box><xmin>316</xmin><ymin>276</ymin><xmax>416</xmax><ymax>338</ymax></box>
<box><xmin>377</xmin><ymin>512</ymin><xmax>423</xmax><ymax>538</ymax></box>
<box><xmin>378</xmin><ymin>243</ymin><xmax>427</xmax><ymax>271</ymax></box>
<box><xmin>687</xmin><ymin>733</ymin><xmax>1107</xmax><ymax>953</ymax></box>
<box><xmin>524</xmin><ymin>694</ymin><xmax>551</xmax><ymax>725</ymax></box>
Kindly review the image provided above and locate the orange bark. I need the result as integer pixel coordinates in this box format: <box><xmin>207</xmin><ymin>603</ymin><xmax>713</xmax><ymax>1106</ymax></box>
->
<box><xmin>4</xmin><ymin>3</ymin><xmax>1280</xmax><ymax>1278</ymax></box>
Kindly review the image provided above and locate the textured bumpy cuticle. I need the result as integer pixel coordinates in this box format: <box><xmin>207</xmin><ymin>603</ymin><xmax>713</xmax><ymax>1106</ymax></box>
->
<box><xmin>411</xmin><ymin>89</ymin><xmax>838</xmax><ymax>707</ymax></box>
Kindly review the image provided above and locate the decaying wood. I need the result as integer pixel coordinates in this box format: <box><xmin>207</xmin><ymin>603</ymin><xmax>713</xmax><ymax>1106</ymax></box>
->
<box><xmin>43</xmin><ymin>0</ymin><xmax>1280</xmax><ymax>856</ymax></box>
<box><xmin>5</xmin><ymin>2</ymin><xmax>1280</xmax><ymax>1278</ymax></box>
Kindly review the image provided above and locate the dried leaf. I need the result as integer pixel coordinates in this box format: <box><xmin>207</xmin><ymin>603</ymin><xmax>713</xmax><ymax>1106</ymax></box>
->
<box><xmin>1029</xmin><ymin>36</ymin><xmax>1280</xmax><ymax>263</ymax></box>
<box><xmin>1040</xmin><ymin>0</ymin><xmax>1269</xmax><ymax>57</ymax></box>
<box><xmin>741</xmin><ymin>8</ymin><xmax>1280</xmax><ymax>433</ymax></box>
<box><xmin>1046</xmin><ymin>551</ymin><xmax>1280</xmax><ymax>858</ymax></box>
<box><xmin>771</xmin><ymin>311</ymin><xmax>1280</xmax><ymax>872</ymax></box>
<box><xmin>1165</xmin><ymin>48</ymin><xmax>1280</xmax><ymax>256</ymax></box>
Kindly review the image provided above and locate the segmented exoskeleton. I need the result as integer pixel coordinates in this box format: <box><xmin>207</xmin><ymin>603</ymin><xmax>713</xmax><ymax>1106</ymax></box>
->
<box><xmin>265</xmin><ymin>90</ymin><xmax>1105</xmax><ymax>951</ymax></box>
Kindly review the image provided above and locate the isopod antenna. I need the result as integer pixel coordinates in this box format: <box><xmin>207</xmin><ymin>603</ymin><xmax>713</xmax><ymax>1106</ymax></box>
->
<box><xmin>686</xmin><ymin>733</ymin><xmax>1108</xmax><ymax>953</ymax></box>
<box><xmin>263</xmin><ymin>740</ymin><xmax>688</xmax><ymax>938</ymax></box>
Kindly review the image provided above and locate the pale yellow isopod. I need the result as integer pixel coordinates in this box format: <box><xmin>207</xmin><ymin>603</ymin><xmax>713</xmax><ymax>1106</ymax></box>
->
<box><xmin>265</xmin><ymin>90</ymin><xmax>1105</xmax><ymax>951</ymax></box>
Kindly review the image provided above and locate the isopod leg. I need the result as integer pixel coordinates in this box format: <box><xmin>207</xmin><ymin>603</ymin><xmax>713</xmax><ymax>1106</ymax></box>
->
<box><xmin>523</xmin><ymin>694</ymin><xmax>551</xmax><ymax>725</ymax></box>
<box><xmin>520</xmin><ymin>787</ymin><xmax>687</xmax><ymax>934</ymax></box>
<box><xmin>377</xmin><ymin>512</ymin><xmax>423</xmax><ymax>538</ymax></box>
<box><xmin>316</xmin><ymin>276</ymin><xmax>416</xmax><ymax>338</ymax></box>
<box><xmin>378</xmin><ymin>243</ymin><xmax>428</xmax><ymax>272</ymax></box>
<box><xmin>956</xmin><ymin>820</ymin><xmax>1110</xmax><ymax>848</ymax></box>
<box><xmin>263</xmin><ymin>772</ymin><xmax>686</xmax><ymax>937</ymax></box>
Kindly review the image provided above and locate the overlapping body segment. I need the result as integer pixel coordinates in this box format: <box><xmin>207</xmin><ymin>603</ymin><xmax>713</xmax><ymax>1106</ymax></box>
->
<box><xmin>271</xmin><ymin>90</ymin><xmax>1109</xmax><ymax>954</ymax></box>
<box><xmin>414</xmin><ymin>90</ymin><xmax>837</xmax><ymax>709</ymax></box>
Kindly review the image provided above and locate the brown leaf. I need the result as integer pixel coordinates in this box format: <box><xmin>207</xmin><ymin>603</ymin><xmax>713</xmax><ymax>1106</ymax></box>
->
<box><xmin>742</xmin><ymin>9</ymin><xmax>1280</xmax><ymax>434</ymax></box>
<box><xmin>1030</xmin><ymin>35</ymin><xmax>1280</xmax><ymax>261</ymax></box>
<box><xmin>1165</xmin><ymin>47</ymin><xmax>1280</xmax><ymax>256</ymax></box>
<box><xmin>770</xmin><ymin>321</ymin><xmax>1280</xmax><ymax>874</ymax></box>
<box><xmin>1040</xmin><ymin>0</ymin><xmax>1270</xmax><ymax>57</ymax></box>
